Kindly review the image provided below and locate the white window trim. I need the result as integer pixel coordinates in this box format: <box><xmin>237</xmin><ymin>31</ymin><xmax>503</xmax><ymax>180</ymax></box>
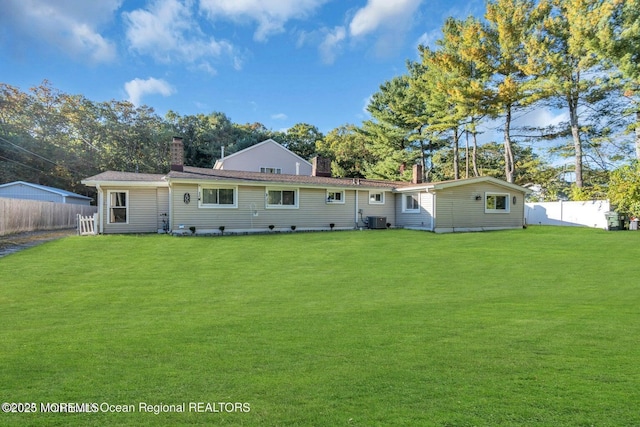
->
<box><xmin>485</xmin><ymin>192</ymin><xmax>510</xmax><ymax>213</ymax></box>
<box><xmin>266</xmin><ymin>187</ymin><xmax>299</xmax><ymax>209</ymax></box>
<box><xmin>368</xmin><ymin>191</ymin><xmax>385</xmax><ymax>205</ymax></box>
<box><xmin>326</xmin><ymin>189</ymin><xmax>345</xmax><ymax>204</ymax></box>
<box><xmin>260</xmin><ymin>167</ymin><xmax>282</xmax><ymax>174</ymax></box>
<box><xmin>402</xmin><ymin>192</ymin><xmax>421</xmax><ymax>213</ymax></box>
<box><xmin>107</xmin><ymin>190</ymin><xmax>129</xmax><ymax>224</ymax></box>
<box><xmin>198</xmin><ymin>185</ymin><xmax>238</xmax><ymax>209</ymax></box>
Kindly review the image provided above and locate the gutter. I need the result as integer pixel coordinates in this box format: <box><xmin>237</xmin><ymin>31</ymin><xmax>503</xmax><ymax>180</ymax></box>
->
<box><xmin>81</xmin><ymin>180</ymin><xmax>169</xmax><ymax>188</ymax></box>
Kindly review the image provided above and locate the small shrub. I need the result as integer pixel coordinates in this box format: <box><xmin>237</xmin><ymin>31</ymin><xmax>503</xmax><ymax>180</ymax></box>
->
<box><xmin>219</xmin><ymin>226</ymin><xmax>225</xmax><ymax>235</ymax></box>
<box><xmin>189</xmin><ymin>226</ymin><xmax>196</xmax><ymax>235</ymax></box>
<box><xmin>290</xmin><ymin>225</ymin><xmax>296</xmax><ymax>231</ymax></box>
<box><xmin>268</xmin><ymin>225</ymin><xmax>275</xmax><ymax>231</ymax></box>
<box><xmin>330</xmin><ymin>223</ymin><xmax>335</xmax><ymax>230</ymax></box>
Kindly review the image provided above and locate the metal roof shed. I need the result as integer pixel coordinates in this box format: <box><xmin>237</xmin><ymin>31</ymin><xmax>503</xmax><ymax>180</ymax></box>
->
<box><xmin>0</xmin><ymin>181</ymin><xmax>92</xmax><ymax>205</ymax></box>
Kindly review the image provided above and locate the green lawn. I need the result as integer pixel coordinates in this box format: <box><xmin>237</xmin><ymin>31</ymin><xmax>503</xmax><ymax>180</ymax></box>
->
<box><xmin>1</xmin><ymin>227</ymin><xmax>639</xmax><ymax>426</ymax></box>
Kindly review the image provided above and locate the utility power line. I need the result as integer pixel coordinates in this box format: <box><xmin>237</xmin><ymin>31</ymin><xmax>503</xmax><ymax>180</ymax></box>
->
<box><xmin>0</xmin><ymin>154</ymin><xmax>47</xmax><ymax>173</ymax></box>
<box><xmin>0</xmin><ymin>135</ymin><xmax>80</xmax><ymax>175</ymax></box>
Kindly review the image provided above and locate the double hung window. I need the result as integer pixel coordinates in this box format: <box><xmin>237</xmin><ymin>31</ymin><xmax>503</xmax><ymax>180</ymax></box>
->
<box><xmin>108</xmin><ymin>191</ymin><xmax>128</xmax><ymax>223</ymax></box>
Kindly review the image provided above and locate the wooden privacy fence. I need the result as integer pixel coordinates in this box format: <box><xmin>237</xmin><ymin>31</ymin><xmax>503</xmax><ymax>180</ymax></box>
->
<box><xmin>77</xmin><ymin>213</ymin><xmax>98</xmax><ymax>235</ymax></box>
<box><xmin>0</xmin><ymin>197</ymin><xmax>97</xmax><ymax>236</ymax></box>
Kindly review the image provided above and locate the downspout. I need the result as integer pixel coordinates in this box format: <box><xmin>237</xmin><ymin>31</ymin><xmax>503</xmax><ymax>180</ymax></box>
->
<box><xmin>96</xmin><ymin>184</ymin><xmax>104</xmax><ymax>234</ymax></box>
<box><xmin>168</xmin><ymin>181</ymin><xmax>173</xmax><ymax>233</ymax></box>
<box><xmin>354</xmin><ymin>189</ymin><xmax>359</xmax><ymax>229</ymax></box>
<box><xmin>431</xmin><ymin>192</ymin><xmax>436</xmax><ymax>232</ymax></box>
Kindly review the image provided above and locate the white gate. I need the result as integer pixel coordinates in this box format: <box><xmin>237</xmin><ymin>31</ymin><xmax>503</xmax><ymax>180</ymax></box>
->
<box><xmin>77</xmin><ymin>213</ymin><xmax>98</xmax><ymax>235</ymax></box>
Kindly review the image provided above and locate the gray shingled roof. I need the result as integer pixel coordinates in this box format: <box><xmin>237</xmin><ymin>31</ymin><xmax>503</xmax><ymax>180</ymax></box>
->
<box><xmin>82</xmin><ymin>168</ymin><xmax>530</xmax><ymax>195</ymax></box>
<box><xmin>82</xmin><ymin>171</ymin><xmax>167</xmax><ymax>182</ymax></box>
<box><xmin>168</xmin><ymin>166</ymin><xmax>411</xmax><ymax>189</ymax></box>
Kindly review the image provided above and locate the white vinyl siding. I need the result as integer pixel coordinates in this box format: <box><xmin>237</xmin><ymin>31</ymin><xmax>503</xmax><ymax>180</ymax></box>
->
<box><xmin>358</xmin><ymin>190</ymin><xmax>395</xmax><ymax>227</ymax></box>
<box><xmin>156</xmin><ymin>188</ymin><xmax>170</xmax><ymax>230</ymax></box>
<box><xmin>433</xmin><ymin>183</ymin><xmax>524</xmax><ymax>232</ymax></box>
<box><xmin>395</xmin><ymin>192</ymin><xmax>432</xmax><ymax>228</ymax></box>
<box><xmin>216</xmin><ymin>140</ymin><xmax>312</xmax><ymax>175</ymax></box>
<box><xmin>102</xmin><ymin>187</ymin><xmax>161</xmax><ymax>233</ymax></box>
<box><xmin>170</xmin><ymin>184</ymin><xmax>395</xmax><ymax>231</ymax></box>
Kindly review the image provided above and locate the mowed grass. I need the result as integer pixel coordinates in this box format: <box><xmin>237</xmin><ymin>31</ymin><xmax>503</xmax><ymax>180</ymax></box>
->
<box><xmin>1</xmin><ymin>227</ymin><xmax>639</xmax><ymax>426</ymax></box>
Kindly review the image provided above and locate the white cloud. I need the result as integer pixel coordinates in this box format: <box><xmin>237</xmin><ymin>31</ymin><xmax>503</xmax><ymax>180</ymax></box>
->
<box><xmin>517</xmin><ymin>108</ymin><xmax>569</xmax><ymax>129</ymax></box>
<box><xmin>347</xmin><ymin>0</ymin><xmax>424</xmax><ymax>58</ymax></box>
<box><xmin>194</xmin><ymin>61</ymin><xmax>218</xmax><ymax>76</ymax></box>
<box><xmin>362</xmin><ymin>95</ymin><xmax>373</xmax><ymax>116</ymax></box>
<box><xmin>199</xmin><ymin>0</ymin><xmax>329</xmax><ymax>42</ymax></box>
<box><xmin>271</xmin><ymin>113</ymin><xmax>288</xmax><ymax>120</ymax></box>
<box><xmin>349</xmin><ymin>0</ymin><xmax>422</xmax><ymax>38</ymax></box>
<box><xmin>1</xmin><ymin>0</ymin><xmax>119</xmax><ymax>63</ymax></box>
<box><xmin>415</xmin><ymin>29</ymin><xmax>441</xmax><ymax>51</ymax></box>
<box><xmin>318</xmin><ymin>26</ymin><xmax>346</xmax><ymax>65</ymax></box>
<box><xmin>124</xmin><ymin>0</ymin><xmax>241</xmax><ymax>69</ymax></box>
<box><xmin>124</xmin><ymin>77</ymin><xmax>175</xmax><ymax>106</ymax></box>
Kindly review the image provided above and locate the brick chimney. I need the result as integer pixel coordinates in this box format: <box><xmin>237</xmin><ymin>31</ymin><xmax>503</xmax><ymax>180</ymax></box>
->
<box><xmin>170</xmin><ymin>137</ymin><xmax>184</xmax><ymax>172</ymax></box>
<box><xmin>311</xmin><ymin>156</ymin><xmax>332</xmax><ymax>177</ymax></box>
<box><xmin>412</xmin><ymin>164</ymin><xmax>423</xmax><ymax>184</ymax></box>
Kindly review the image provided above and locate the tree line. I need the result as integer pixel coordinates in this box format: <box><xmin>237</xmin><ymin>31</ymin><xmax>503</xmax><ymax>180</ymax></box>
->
<box><xmin>0</xmin><ymin>81</ymin><xmax>322</xmax><ymax>198</ymax></box>
<box><xmin>355</xmin><ymin>0</ymin><xmax>639</xmax><ymax>200</ymax></box>
<box><xmin>1</xmin><ymin>0</ymin><xmax>639</xmax><ymax>207</ymax></box>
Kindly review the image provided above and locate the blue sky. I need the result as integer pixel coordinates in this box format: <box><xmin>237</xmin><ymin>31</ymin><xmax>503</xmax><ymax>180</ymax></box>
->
<box><xmin>1</xmin><ymin>0</ymin><xmax>492</xmax><ymax>134</ymax></box>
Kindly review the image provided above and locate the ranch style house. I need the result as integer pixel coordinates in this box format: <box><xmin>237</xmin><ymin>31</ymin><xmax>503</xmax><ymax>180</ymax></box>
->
<box><xmin>82</xmin><ymin>138</ymin><xmax>530</xmax><ymax>234</ymax></box>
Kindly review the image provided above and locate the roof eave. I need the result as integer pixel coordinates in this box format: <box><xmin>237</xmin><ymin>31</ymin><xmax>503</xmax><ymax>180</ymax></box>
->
<box><xmin>81</xmin><ymin>179</ymin><xmax>169</xmax><ymax>188</ymax></box>
<box><xmin>167</xmin><ymin>176</ymin><xmax>395</xmax><ymax>191</ymax></box>
<box><xmin>394</xmin><ymin>177</ymin><xmax>532</xmax><ymax>193</ymax></box>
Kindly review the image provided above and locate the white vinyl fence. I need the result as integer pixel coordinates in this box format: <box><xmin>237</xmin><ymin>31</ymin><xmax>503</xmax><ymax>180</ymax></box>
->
<box><xmin>525</xmin><ymin>200</ymin><xmax>610</xmax><ymax>229</ymax></box>
<box><xmin>0</xmin><ymin>197</ymin><xmax>97</xmax><ymax>236</ymax></box>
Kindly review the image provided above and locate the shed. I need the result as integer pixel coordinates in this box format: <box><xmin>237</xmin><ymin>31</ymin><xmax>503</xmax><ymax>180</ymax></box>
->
<box><xmin>0</xmin><ymin>181</ymin><xmax>93</xmax><ymax>205</ymax></box>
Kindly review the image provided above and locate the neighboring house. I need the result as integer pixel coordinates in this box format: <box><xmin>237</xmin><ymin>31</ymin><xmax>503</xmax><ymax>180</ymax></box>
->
<box><xmin>0</xmin><ymin>181</ymin><xmax>92</xmax><ymax>205</ymax></box>
<box><xmin>82</xmin><ymin>137</ymin><xmax>530</xmax><ymax>234</ymax></box>
<box><xmin>213</xmin><ymin>138</ymin><xmax>314</xmax><ymax>176</ymax></box>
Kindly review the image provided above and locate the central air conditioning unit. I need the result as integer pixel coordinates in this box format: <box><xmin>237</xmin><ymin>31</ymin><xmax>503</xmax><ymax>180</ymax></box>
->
<box><xmin>367</xmin><ymin>216</ymin><xmax>387</xmax><ymax>229</ymax></box>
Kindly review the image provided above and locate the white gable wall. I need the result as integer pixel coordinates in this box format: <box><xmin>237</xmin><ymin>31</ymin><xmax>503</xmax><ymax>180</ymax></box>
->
<box><xmin>215</xmin><ymin>140</ymin><xmax>312</xmax><ymax>175</ymax></box>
